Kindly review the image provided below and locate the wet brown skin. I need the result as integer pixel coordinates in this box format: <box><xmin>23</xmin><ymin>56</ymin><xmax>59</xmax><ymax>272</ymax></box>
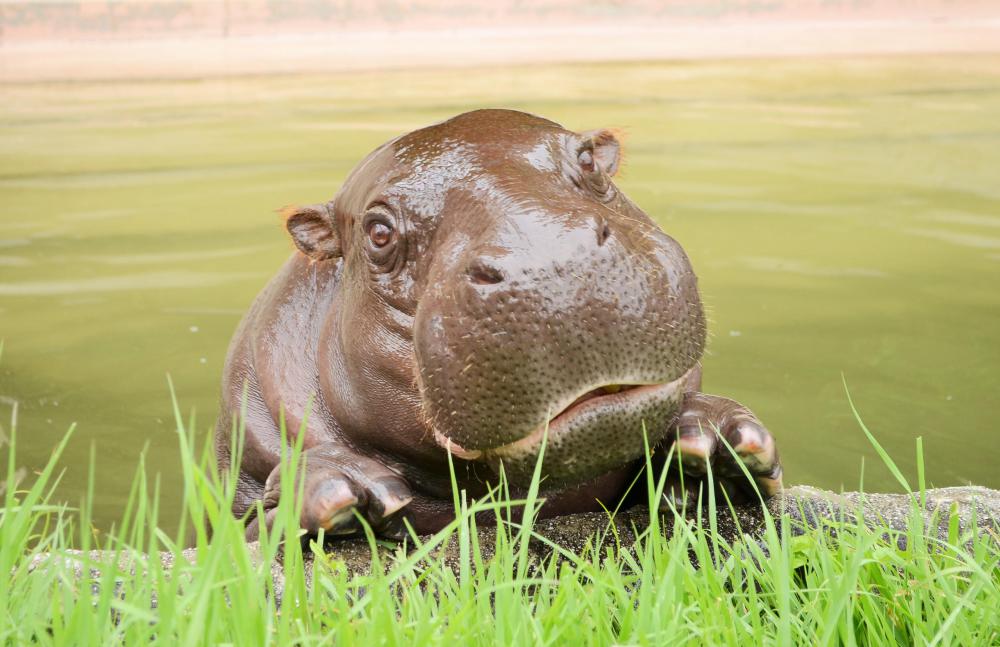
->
<box><xmin>215</xmin><ymin>109</ymin><xmax>783</xmax><ymax>539</ymax></box>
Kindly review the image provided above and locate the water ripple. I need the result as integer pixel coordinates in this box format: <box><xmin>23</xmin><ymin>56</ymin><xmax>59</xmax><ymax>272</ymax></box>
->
<box><xmin>0</xmin><ymin>270</ymin><xmax>261</xmax><ymax>296</ymax></box>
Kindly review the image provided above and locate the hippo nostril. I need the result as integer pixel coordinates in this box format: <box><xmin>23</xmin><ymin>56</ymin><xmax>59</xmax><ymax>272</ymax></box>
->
<box><xmin>597</xmin><ymin>221</ymin><xmax>611</xmax><ymax>246</ymax></box>
<box><xmin>467</xmin><ymin>260</ymin><xmax>505</xmax><ymax>286</ymax></box>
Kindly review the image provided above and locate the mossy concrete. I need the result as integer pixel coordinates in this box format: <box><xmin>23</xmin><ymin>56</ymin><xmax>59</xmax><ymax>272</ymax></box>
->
<box><xmin>29</xmin><ymin>485</ymin><xmax>998</xmax><ymax>606</ymax></box>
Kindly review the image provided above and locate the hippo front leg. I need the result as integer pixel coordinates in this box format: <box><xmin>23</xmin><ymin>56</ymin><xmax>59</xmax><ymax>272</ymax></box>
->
<box><xmin>658</xmin><ymin>392</ymin><xmax>783</xmax><ymax>507</ymax></box>
<box><xmin>246</xmin><ymin>443</ymin><xmax>414</xmax><ymax>541</ymax></box>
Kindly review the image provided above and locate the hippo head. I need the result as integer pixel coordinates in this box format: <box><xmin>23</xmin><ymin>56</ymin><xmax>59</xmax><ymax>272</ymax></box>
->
<box><xmin>286</xmin><ymin>109</ymin><xmax>705</xmax><ymax>488</ymax></box>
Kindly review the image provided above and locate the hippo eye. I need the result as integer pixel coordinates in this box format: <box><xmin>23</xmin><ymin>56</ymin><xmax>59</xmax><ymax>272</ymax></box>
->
<box><xmin>367</xmin><ymin>221</ymin><xmax>393</xmax><ymax>248</ymax></box>
<box><xmin>361</xmin><ymin>206</ymin><xmax>405</xmax><ymax>274</ymax></box>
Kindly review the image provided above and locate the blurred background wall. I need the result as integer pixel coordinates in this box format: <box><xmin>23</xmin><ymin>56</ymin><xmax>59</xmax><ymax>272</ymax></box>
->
<box><xmin>0</xmin><ymin>1</ymin><xmax>993</xmax><ymax>40</ymax></box>
<box><xmin>2</xmin><ymin>1</ymin><xmax>998</xmax><ymax>81</ymax></box>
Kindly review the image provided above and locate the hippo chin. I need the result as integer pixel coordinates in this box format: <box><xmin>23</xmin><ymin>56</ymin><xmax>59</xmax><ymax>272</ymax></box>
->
<box><xmin>215</xmin><ymin>109</ymin><xmax>782</xmax><ymax>539</ymax></box>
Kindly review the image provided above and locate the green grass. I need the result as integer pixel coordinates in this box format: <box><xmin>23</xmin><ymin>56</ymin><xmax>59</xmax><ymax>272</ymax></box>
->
<box><xmin>1</xmin><ymin>387</ymin><xmax>997</xmax><ymax>646</ymax></box>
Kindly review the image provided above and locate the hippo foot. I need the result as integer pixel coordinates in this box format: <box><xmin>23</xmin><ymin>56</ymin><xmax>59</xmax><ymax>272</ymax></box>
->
<box><xmin>254</xmin><ymin>443</ymin><xmax>413</xmax><ymax>540</ymax></box>
<box><xmin>658</xmin><ymin>392</ymin><xmax>782</xmax><ymax>508</ymax></box>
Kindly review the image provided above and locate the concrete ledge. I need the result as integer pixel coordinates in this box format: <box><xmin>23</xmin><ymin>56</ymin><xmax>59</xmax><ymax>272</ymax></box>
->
<box><xmin>26</xmin><ymin>485</ymin><xmax>999</xmax><ymax>605</ymax></box>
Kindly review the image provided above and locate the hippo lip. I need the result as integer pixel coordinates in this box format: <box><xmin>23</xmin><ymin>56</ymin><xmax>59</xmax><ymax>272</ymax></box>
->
<box><xmin>432</xmin><ymin>365</ymin><xmax>695</xmax><ymax>462</ymax></box>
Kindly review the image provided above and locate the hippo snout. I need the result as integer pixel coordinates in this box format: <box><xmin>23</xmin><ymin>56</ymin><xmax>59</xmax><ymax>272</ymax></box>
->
<box><xmin>415</xmin><ymin>212</ymin><xmax>706</xmax><ymax>486</ymax></box>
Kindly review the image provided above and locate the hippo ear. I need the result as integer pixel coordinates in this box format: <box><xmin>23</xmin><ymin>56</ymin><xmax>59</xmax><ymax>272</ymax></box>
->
<box><xmin>582</xmin><ymin>129</ymin><xmax>622</xmax><ymax>176</ymax></box>
<box><xmin>283</xmin><ymin>203</ymin><xmax>342</xmax><ymax>261</ymax></box>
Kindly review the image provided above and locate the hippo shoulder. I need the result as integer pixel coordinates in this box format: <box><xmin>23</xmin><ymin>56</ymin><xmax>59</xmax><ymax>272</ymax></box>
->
<box><xmin>222</xmin><ymin>254</ymin><xmax>342</xmax><ymax>441</ymax></box>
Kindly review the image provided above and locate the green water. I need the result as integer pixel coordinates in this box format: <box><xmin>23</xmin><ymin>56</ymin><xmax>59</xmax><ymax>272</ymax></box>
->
<box><xmin>2</xmin><ymin>56</ymin><xmax>998</xmax><ymax>533</ymax></box>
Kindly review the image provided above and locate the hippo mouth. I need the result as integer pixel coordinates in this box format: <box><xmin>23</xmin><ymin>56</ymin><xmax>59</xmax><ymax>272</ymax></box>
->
<box><xmin>432</xmin><ymin>365</ymin><xmax>696</xmax><ymax>487</ymax></box>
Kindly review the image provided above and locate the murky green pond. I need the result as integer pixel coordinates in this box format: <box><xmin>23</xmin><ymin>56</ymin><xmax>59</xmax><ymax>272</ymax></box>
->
<box><xmin>2</xmin><ymin>56</ymin><xmax>998</xmax><ymax>533</ymax></box>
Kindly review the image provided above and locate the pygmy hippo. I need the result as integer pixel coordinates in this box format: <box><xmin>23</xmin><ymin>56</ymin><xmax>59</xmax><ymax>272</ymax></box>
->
<box><xmin>216</xmin><ymin>109</ymin><xmax>782</xmax><ymax>539</ymax></box>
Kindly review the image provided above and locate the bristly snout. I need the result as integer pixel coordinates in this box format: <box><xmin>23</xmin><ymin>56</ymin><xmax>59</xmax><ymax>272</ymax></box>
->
<box><xmin>413</xmin><ymin>175</ymin><xmax>705</xmax><ymax>486</ymax></box>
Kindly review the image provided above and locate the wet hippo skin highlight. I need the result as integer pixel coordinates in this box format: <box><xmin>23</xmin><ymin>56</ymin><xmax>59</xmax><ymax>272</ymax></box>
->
<box><xmin>215</xmin><ymin>109</ymin><xmax>783</xmax><ymax>539</ymax></box>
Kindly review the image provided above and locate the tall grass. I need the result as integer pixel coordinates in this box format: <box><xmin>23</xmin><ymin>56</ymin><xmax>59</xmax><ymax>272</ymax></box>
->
<box><xmin>1</xmin><ymin>386</ymin><xmax>997</xmax><ymax>646</ymax></box>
